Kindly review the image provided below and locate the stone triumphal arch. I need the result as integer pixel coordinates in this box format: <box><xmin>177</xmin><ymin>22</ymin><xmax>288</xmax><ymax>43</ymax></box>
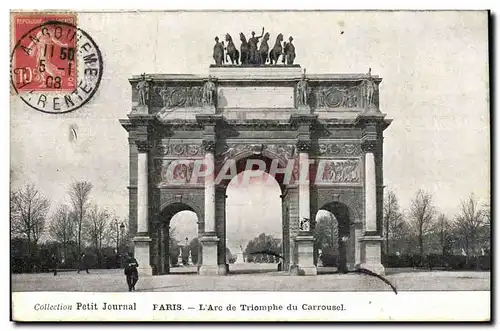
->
<box><xmin>120</xmin><ymin>63</ymin><xmax>391</xmax><ymax>276</ymax></box>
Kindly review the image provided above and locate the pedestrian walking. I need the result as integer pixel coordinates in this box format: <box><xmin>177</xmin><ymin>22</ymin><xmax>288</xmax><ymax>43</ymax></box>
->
<box><xmin>51</xmin><ymin>253</ymin><xmax>58</xmax><ymax>276</ymax></box>
<box><xmin>124</xmin><ymin>252</ymin><xmax>139</xmax><ymax>292</ymax></box>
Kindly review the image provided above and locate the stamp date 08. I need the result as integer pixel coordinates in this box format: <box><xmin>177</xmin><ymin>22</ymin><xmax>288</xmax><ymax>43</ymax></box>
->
<box><xmin>11</xmin><ymin>13</ymin><xmax>103</xmax><ymax>114</ymax></box>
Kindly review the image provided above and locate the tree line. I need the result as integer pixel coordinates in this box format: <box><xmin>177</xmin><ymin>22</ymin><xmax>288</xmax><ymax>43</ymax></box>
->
<box><xmin>381</xmin><ymin>189</ymin><xmax>490</xmax><ymax>268</ymax></box>
<box><xmin>11</xmin><ymin>181</ymin><xmax>131</xmax><ymax>273</ymax></box>
<box><xmin>11</xmin><ymin>181</ymin><xmax>490</xmax><ymax>273</ymax></box>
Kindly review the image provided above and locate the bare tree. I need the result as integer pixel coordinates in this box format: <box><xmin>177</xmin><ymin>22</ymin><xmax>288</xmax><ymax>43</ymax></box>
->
<box><xmin>48</xmin><ymin>204</ymin><xmax>74</xmax><ymax>260</ymax></box>
<box><xmin>68</xmin><ymin>181</ymin><xmax>93</xmax><ymax>255</ymax></box>
<box><xmin>409</xmin><ymin>190</ymin><xmax>436</xmax><ymax>258</ymax></box>
<box><xmin>455</xmin><ymin>194</ymin><xmax>486</xmax><ymax>257</ymax></box>
<box><xmin>436</xmin><ymin>213</ymin><xmax>452</xmax><ymax>256</ymax></box>
<box><xmin>11</xmin><ymin>184</ymin><xmax>51</xmax><ymax>268</ymax></box>
<box><xmin>481</xmin><ymin>204</ymin><xmax>491</xmax><ymax>253</ymax></box>
<box><xmin>84</xmin><ymin>204</ymin><xmax>110</xmax><ymax>266</ymax></box>
<box><xmin>383</xmin><ymin>190</ymin><xmax>403</xmax><ymax>255</ymax></box>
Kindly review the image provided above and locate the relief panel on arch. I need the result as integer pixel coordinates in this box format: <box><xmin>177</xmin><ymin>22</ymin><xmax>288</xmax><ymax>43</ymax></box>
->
<box><xmin>154</xmin><ymin>159</ymin><xmax>204</xmax><ymax>186</ymax></box>
<box><xmin>314</xmin><ymin>158</ymin><xmax>362</xmax><ymax>185</ymax></box>
<box><xmin>316</xmin><ymin>142</ymin><xmax>362</xmax><ymax>157</ymax></box>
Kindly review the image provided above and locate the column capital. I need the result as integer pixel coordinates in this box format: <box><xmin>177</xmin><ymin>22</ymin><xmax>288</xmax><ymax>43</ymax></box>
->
<box><xmin>296</xmin><ymin>140</ymin><xmax>312</xmax><ymax>153</ymax></box>
<box><xmin>361</xmin><ymin>140</ymin><xmax>377</xmax><ymax>153</ymax></box>
<box><xmin>136</xmin><ymin>140</ymin><xmax>154</xmax><ymax>152</ymax></box>
<box><xmin>289</xmin><ymin>113</ymin><xmax>318</xmax><ymax>129</ymax></box>
<box><xmin>202</xmin><ymin>140</ymin><xmax>216</xmax><ymax>153</ymax></box>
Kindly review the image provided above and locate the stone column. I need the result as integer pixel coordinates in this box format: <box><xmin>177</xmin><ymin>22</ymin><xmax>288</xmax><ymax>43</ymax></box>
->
<box><xmin>204</xmin><ymin>150</ymin><xmax>216</xmax><ymax>233</ymax></box>
<box><xmin>354</xmin><ymin>222</ymin><xmax>363</xmax><ymax>266</ymax></box>
<box><xmin>133</xmin><ymin>140</ymin><xmax>153</xmax><ymax>276</ymax></box>
<box><xmin>199</xmin><ymin>140</ymin><xmax>221</xmax><ymax>275</ymax></box>
<box><xmin>215</xmin><ymin>187</ymin><xmax>228</xmax><ymax>275</ymax></box>
<box><xmin>298</xmin><ymin>150</ymin><xmax>311</xmax><ymax>226</ymax></box>
<box><xmin>293</xmin><ymin>140</ymin><xmax>317</xmax><ymax>276</ymax></box>
<box><xmin>158</xmin><ymin>224</ymin><xmax>165</xmax><ymax>274</ymax></box>
<box><xmin>365</xmin><ymin>149</ymin><xmax>377</xmax><ymax>232</ymax></box>
<box><xmin>359</xmin><ymin>139</ymin><xmax>384</xmax><ymax>275</ymax></box>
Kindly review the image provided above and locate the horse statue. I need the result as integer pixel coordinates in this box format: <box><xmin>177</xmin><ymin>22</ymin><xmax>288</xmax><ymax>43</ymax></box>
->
<box><xmin>269</xmin><ymin>33</ymin><xmax>284</xmax><ymax>65</ymax></box>
<box><xmin>239</xmin><ymin>32</ymin><xmax>250</xmax><ymax>65</ymax></box>
<box><xmin>225</xmin><ymin>33</ymin><xmax>239</xmax><ymax>65</ymax></box>
<box><xmin>259</xmin><ymin>32</ymin><xmax>270</xmax><ymax>64</ymax></box>
<box><xmin>213</xmin><ymin>36</ymin><xmax>224</xmax><ymax>65</ymax></box>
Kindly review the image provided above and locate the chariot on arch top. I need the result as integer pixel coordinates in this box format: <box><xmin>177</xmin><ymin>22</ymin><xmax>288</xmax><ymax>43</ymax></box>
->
<box><xmin>213</xmin><ymin>27</ymin><xmax>296</xmax><ymax>66</ymax></box>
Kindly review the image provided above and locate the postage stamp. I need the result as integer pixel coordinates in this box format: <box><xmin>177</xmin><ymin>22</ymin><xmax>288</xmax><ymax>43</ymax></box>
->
<box><xmin>10</xmin><ymin>13</ymin><xmax>103</xmax><ymax>113</ymax></box>
<box><xmin>9</xmin><ymin>10</ymin><xmax>491</xmax><ymax>323</ymax></box>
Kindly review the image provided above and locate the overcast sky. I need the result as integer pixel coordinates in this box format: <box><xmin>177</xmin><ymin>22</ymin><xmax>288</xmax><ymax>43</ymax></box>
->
<box><xmin>10</xmin><ymin>11</ymin><xmax>489</xmax><ymax>253</ymax></box>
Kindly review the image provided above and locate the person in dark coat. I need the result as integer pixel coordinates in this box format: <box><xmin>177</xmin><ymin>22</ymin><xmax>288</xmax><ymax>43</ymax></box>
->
<box><xmin>124</xmin><ymin>252</ymin><xmax>139</xmax><ymax>291</ymax></box>
<box><xmin>77</xmin><ymin>253</ymin><xmax>89</xmax><ymax>274</ymax></box>
<box><xmin>51</xmin><ymin>253</ymin><xmax>58</xmax><ymax>276</ymax></box>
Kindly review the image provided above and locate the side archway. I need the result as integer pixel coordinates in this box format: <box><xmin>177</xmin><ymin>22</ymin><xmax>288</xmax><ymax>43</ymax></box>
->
<box><xmin>314</xmin><ymin>201</ymin><xmax>356</xmax><ymax>272</ymax></box>
<box><xmin>155</xmin><ymin>202</ymin><xmax>202</xmax><ymax>274</ymax></box>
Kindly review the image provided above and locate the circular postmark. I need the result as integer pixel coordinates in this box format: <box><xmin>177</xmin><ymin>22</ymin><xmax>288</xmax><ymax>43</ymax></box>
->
<box><xmin>10</xmin><ymin>20</ymin><xmax>103</xmax><ymax>114</ymax></box>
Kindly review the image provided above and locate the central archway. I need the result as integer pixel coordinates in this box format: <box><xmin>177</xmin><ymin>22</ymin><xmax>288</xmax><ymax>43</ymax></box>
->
<box><xmin>218</xmin><ymin>153</ymin><xmax>290</xmax><ymax>274</ymax></box>
<box><xmin>226</xmin><ymin>170</ymin><xmax>283</xmax><ymax>274</ymax></box>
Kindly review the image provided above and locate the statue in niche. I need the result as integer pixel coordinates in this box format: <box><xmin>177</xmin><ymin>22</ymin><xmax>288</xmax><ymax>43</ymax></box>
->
<box><xmin>296</xmin><ymin>69</ymin><xmax>311</xmax><ymax>106</ymax></box>
<box><xmin>202</xmin><ymin>75</ymin><xmax>216</xmax><ymax>106</ymax></box>
<box><xmin>364</xmin><ymin>67</ymin><xmax>377</xmax><ymax>108</ymax></box>
<box><xmin>136</xmin><ymin>73</ymin><xmax>149</xmax><ymax>106</ymax></box>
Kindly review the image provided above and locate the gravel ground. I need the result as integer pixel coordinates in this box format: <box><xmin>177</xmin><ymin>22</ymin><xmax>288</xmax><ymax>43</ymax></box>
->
<box><xmin>11</xmin><ymin>264</ymin><xmax>490</xmax><ymax>292</ymax></box>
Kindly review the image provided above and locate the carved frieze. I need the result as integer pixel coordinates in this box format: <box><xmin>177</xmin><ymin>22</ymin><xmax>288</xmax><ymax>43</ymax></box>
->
<box><xmin>311</xmin><ymin>84</ymin><xmax>363</xmax><ymax>109</ymax></box>
<box><xmin>154</xmin><ymin>142</ymin><xmax>202</xmax><ymax>157</ymax></box>
<box><xmin>317</xmin><ymin>159</ymin><xmax>361</xmax><ymax>184</ymax></box>
<box><xmin>317</xmin><ymin>143</ymin><xmax>362</xmax><ymax>156</ymax></box>
<box><xmin>155</xmin><ymin>86</ymin><xmax>204</xmax><ymax>108</ymax></box>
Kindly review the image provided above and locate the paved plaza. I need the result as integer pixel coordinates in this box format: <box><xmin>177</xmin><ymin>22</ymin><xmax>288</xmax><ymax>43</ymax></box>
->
<box><xmin>12</xmin><ymin>263</ymin><xmax>490</xmax><ymax>292</ymax></box>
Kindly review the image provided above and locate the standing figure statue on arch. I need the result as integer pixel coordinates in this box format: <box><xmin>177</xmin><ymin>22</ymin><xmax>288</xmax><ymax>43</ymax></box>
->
<box><xmin>364</xmin><ymin>68</ymin><xmax>378</xmax><ymax>109</ymax></box>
